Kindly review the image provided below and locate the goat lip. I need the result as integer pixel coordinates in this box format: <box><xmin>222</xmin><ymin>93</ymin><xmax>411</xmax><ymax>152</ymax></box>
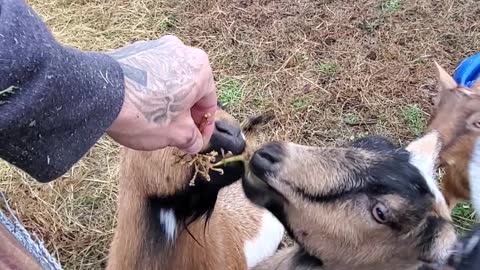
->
<box><xmin>245</xmin><ymin>169</ymin><xmax>268</xmax><ymax>186</ymax></box>
<box><xmin>244</xmin><ymin>170</ymin><xmax>271</xmax><ymax>189</ymax></box>
<box><xmin>418</xmin><ymin>257</ymin><xmax>440</xmax><ymax>266</ymax></box>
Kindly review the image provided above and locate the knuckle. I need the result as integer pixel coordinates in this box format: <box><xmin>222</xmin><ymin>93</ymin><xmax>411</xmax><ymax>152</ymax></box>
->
<box><xmin>160</xmin><ymin>35</ymin><xmax>183</xmax><ymax>44</ymax></box>
<box><xmin>188</xmin><ymin>48</ymin><xmax>213</xmax><ymax>78</ymax></box>
<box><xmin>191</xmin><ymin>47</ymin><xmax>210</xmax><ymax>62</ymax></box>
<box><xmin>178</xmin><ymin>129</ymin><xmax>199</xmax><ymax>149</ymax></box>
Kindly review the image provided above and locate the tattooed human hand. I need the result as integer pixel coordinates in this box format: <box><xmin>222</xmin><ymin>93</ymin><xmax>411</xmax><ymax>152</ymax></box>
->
<box><xmin>106</xmin><ymin>35</ymin><xmax>217</xmax><ymax>153</ymax></box>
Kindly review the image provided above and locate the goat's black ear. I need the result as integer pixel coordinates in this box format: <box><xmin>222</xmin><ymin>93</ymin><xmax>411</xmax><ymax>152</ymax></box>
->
<box><xmin>241</xmin><ymin>111</ymin><xmax>275</xmax><ymax>133</ymax></box>
<box><xmin>350</xmin><ymin>135</ymin><xmax>397</xmax><ymax>152</ymax></box>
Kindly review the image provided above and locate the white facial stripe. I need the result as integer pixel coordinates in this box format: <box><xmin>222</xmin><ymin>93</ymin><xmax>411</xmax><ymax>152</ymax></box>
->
<box><xmin>159</xmin><ymin>209</ymin><xmax>177</xmax><ymax>242</ymax></box>
<box><xmin>244</xmin><ymin>211</ymin><xmax>285</xmax><ymax>269</ymax></box>
<box><xmin>405</xmin><ymin>131</ymin><xmax>446</xmax><ymax>204</ymax></box>
<box><xmin>468</xmin><ymin>139</ymin><xmax>480</xmax><ymax>219</ymax></box>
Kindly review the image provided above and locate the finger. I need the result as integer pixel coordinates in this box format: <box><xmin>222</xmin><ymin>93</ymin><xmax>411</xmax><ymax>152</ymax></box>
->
<box><xmin>170</xmin><ymin>113</ymin><xmax>204</xmax><ymax>154</ymax></box>
<box><xmin>191</xmin><ymin>75</ymin><xmax>217</xmax><ymax>144</ymax></box>
<box><xmin>180</xmin><ymin>127</ymin><xmax>203</xmax><ymax>154</ymax></box>
<box><xmin>159</xmin><ymin>35</ymin><xmax>184</xmax><ymax>45</ymax></box>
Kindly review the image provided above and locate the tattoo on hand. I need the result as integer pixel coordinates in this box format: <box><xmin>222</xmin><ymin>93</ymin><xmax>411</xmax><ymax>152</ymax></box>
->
<box><xmin>110</xmin><ymin>39</ymin><xmax>202</xmax><ymax>124</ymax></box>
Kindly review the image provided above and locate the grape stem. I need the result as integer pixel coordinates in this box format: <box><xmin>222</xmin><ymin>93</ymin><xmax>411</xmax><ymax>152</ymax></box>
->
<box><xmin>212</xmin><ymin>155</ymin><xmax>247</xmax><ymax>168</ymax></box>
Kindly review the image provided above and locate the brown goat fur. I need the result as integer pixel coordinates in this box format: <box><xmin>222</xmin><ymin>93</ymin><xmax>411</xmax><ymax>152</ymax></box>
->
<box><xmin>243</xmin><ymin>135</ymin><xmax>457</xmax><ymax>270</ymax></box>
<box><xmin>426</xmin><ymin>63</ymin><xmax>480</xmax><ymax>208</ymax></box>
<box><xmin>107</xmin><ymin>107</ymin><xmax>284</xmax><ymax>270</ymax></box>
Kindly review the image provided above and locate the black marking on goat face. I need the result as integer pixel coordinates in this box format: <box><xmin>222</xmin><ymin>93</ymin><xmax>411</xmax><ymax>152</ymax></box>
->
<box><xmin>348</xmin><ymin>136</ymin><xmax>432</xmax><ymax>204</ymax></box>
<box><xmin>416</xmin><ymin>216</ymin><xmax>449</xmax><ymax>261</ymax></box>
<box><xmin>349</xmin><ymin>135</ymin><xmax>398</xmax><ymax>152</ymax></box>
<box><xmin>283</xmin><ymin>148</ymin><xmax>431</xmax><ymax>206</ymax></box>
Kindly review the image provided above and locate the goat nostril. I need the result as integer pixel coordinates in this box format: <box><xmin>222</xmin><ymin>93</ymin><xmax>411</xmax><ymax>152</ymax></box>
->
<box><xmin>215</xmin><ymin>121</ymin><xmax>237</xmax><ymax>137</ymax></box>
<box><xmin>258</xmin><ymin>150</ymin><xmax>280</xmax><ymax>164</ymax></box>
<box><xmin>250</xmin><ymin>143</ymin><xmax>284</xmax><ymax>175</ymax></box>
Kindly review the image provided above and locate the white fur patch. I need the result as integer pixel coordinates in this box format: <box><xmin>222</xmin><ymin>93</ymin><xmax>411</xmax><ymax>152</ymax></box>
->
<box><xmin>241</xmin><ymin>132</ymin><xmax>246</xmax><ymax>141</ymax></box>
<box><xmin>159</xmin><ymin>209</ymin><xmax>177</xmax><ymax>242</ymax></box>
<box><xmin>468</xmin><ymin>139</ymin><xmax>480</xmax><ymax>219</ymax></box>
<box><xmin>244</xmin><ymin>211</ymin><xmax>285</xmax><ymax>269</ymax></box>
<box><xmin>405</xmin><ymin>131</ymin><xmax>446</xmax><ymax>205</ymax></box>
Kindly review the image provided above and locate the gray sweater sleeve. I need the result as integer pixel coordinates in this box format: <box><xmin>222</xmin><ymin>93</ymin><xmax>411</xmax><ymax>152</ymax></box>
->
<box><xmin>0</xmin><ymin>0</ymin><xmax>125</xmax><ymax>182</ymax></box>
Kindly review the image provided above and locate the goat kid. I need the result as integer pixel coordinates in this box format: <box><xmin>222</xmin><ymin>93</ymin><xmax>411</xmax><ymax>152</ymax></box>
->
<box><xmin>426</xmin><ymin>63</ymin><xmax>480</xmax><ymax>209</ymax></box>
<box><xmin>242</xmin><ymin>134</ymin><xmax>456</xmax><ymax>270</ymax></box>
<box><xmin>107</xmin><ymin>106</ymin><xmax>284</xmax><ymax>270</ymax></box>
<box><xmin>416</xmin><ymin>63</ymin><xmax>480</xmax><ymax>270</ymax></box>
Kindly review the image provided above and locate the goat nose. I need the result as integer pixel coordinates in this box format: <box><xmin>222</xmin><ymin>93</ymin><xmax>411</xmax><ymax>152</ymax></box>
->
<box><xmin>215</xmin><ymin>121</ymin><xmax>241</xmax><ymax>137</ymax></box>
<box><xmin>210</xmin><ymin>120</ymin><xmax>245</xmax><ymax>155</ymax></box>
<box><xmin>250</xmin><ymin>142</ymin><xmax>283</xmax><ymax>177</ymax></box>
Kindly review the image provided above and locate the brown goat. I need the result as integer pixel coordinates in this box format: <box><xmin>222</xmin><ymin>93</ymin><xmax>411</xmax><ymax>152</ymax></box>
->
<box><xmin>426</xmin><ymin>63</ymin><xmax>480</xmax><ymax>209</ymax></box>
<box><xmin>107</xmin><ymin>106</ymin><xmax>284</xmax><ymax>270</ymax></box>
<box><xmin>242</xmin><ymin>134</ymin><xmax>457</xmax><ymax>270</ymax></box>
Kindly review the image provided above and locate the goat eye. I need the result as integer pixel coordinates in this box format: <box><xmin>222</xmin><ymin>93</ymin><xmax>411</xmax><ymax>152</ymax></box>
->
<box><xmin>473</xmin><ymin>121</ymin><xmax>480</xmax><ymax>129</ymax></box>
<box><xmin>372</xmin><ymin>203</ymin><xmax>388</xmax><ymax>224</ymax></box>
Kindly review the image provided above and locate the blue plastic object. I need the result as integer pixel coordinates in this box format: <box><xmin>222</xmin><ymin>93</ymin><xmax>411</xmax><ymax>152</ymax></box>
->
<box><xmin>453</xmin><ymin>52</ymin><xmax>480</xmax><ymax>88</ymax></box>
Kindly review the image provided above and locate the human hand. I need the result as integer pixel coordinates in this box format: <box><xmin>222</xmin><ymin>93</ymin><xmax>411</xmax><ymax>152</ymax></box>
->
<box><xmin>106</xmin><ymin>35</ymin><xmax>217</xmax><ymax>153</ymax></box>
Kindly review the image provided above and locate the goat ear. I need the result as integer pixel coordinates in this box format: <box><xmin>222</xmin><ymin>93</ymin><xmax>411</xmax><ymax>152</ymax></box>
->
<box><xmin>434</xmin><ymin>62</ymin><xmax>457</xmax><ymax>91</ymax></box>
<box><xmin>405</xmin><ymin>131</ymin><xmax>446</xmax><ymax>204</ymax></box>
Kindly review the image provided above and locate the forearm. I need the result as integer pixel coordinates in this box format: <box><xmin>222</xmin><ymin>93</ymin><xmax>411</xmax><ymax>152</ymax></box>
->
<box><xmin>0</xmin><ymin>0</ymin><xmax>125</xmax><ymax>182</ymax></box>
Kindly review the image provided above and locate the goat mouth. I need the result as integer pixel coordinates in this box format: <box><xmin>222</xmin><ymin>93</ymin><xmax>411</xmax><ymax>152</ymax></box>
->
<box><xmin>242</xmin><ymin>169</ymin><xmax>288</xmax><ymax>207</ymax></box>
<box><xmin>244</xmin><ymin>170</ymin><xmax>271</xmax><ymax>191</ymax></box>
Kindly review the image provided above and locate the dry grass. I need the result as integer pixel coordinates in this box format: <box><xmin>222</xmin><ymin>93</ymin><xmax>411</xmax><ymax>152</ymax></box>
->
<box><xmin>1</xmin><ymin>0</ymin><xmax>480</xmax><ymax>269</ymax></box>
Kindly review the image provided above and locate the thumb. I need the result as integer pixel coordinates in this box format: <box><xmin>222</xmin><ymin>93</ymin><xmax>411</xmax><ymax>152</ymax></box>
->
<box><xmin>171</xmin><ymin>113</ymin><xmax>204</xmax><ymax>154</ymax></box>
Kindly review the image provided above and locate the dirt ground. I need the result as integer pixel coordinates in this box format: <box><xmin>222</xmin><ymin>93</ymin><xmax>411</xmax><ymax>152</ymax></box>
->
<box><xmin>1</xmin><ymin>0</ymin><xmax>480</xmax><ymax>269</ymax></box>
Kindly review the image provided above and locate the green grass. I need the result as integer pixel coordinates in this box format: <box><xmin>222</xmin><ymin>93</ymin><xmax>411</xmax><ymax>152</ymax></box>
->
<box><xmin>359</xmin><ymin>20</ymin><xmax>382</xmax><ymax>33</ymax></box>
<box><xmin>382</xmin><ymin>0</ymin><xmax>401</xmax><ymax>13</ymax></box>
<box><xmin>159</xmin><ymin>14</ymin><xmax>177</xmax><ymax>31</ymax></box>
<box><xmin>344</xmin><ymin>112</ymin><xmax>360</xmax><ymax>125</ymax></box>
<box><xmin>77</xmin><ymin>195</ymin><xmax>101</xmax><ymax>210</ymax></box>
<box><xmin>400</xmin><ymin>104</ymin><xmax>426</xmax><ymax>137</ymax></box>
<box><xmin>292</xmin><ymin>97</ymin><xmax>310</xmax><ymax>111</ymax></box>
<box><xmin>452</xmin><ymin>202</ymin><xmax>477</xmax><ymax>234</ymax></box>
<box><xmin>217</xmin><ymin>78</ymin><xmax>244</xmax><ymax>106</ymax></box>
<box><xmin>316</xmin><ymin>62</ymin><xmax>338</xmax><ymax>73</ymax></box>
<box><xmin>359</xmin><ymin>0</ymin><xmax>400</xmax><ymax>34</ymax></box>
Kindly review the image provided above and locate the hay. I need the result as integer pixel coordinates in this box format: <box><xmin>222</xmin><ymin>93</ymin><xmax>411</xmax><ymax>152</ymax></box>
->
<box><xmin>1</xmin><ymin>0</ymin><xmax>480</xmax><ymax>269</ymax></box>
<box><xmin>176</xmin><ymin>151</ymin><xmax>225</xmax><ymax>186</ymax></box>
